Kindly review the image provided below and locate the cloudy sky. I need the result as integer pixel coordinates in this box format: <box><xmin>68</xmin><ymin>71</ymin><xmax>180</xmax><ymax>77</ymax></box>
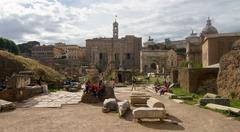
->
<box><xmin>0</xmin><ymin>0</ymin><xmax>240</xmax><ymax>46</ymax></box>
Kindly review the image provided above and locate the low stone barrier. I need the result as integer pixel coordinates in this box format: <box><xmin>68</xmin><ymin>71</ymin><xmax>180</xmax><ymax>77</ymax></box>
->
<box><xmin>206</xmin><ymin>103</ymin><xmax>240</xmax><ymax>115</ymax></box>
<box><xmin>118</xmin><ymin>100</ymin><xmax>130</xmax><ymax>117</ymax></box>
<box><xmin>147</xmin><ymin>97</ymin><xmax>165</xmax><ymax>108</ymax></box>
<box><xmin>199</xmin><ymin>98</ymin><xmax>230</xmax><ymax>106</ymax></box>
<box><xmin>132</xmin><ymin>107</ymin><xmax>166</xmax><ymax>120</ymax></box>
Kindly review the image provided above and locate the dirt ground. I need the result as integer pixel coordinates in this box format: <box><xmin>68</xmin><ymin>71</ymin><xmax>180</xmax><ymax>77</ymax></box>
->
<box><xmin>0</xmin><ymin>87</ymin><xmax>240</xmax><ymax>132</ymax></box>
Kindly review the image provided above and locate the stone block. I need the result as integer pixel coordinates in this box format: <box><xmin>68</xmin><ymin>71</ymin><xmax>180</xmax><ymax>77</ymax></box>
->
<box><xmin>130</xmin><ymin>96</ymin><xmax>150</xmax><ymax>105</ymax></box>
<box><xmin>203</xmin><ymin>93</ymin><xmax>221</xmax><ymax>99</ymax></box>
<box><xmin>118</xmin><ymin>100</ymin><xmax>130</xmax><ymax>117</ymax></box>
<box><xmin>176</xmin><ymin>96</ymin><xmax>193</xmax><ymax>100</ymax></box>
<box><xmin>132</xmin><ymin>107</ymin><xmax>166</xmax><ymax>119</ymax></box>
<box><xmin>130</xmin><ymin>92</ymin><xmax>149</xmax><ymax>97</ymax></box>
<box><xmin>147</xmin><ymin>97</ymin><xmax>165</xmax><ymax>108</ymax></box>
<box><xmin>199</xmin><ymin>98</ymin><xmax>230</xmax><ymax>106</ymax></box>
<box><xmin>0</xmin><ymin>99</ymin><xmax>16</xmax><ymax>112</ymax></box>
<box><xmin>206</xmin><ymin>103</ymin><xmax>240</xmax><ymax>115</ymax></box>
<box><xmin>172</xmin><ymin>99</ymin><xmax>184</xmax><ymax>104</ymax></box>
<box><xmin>103</xmin><ymin>98</ymin><xmax>118</xmax><ymax>113</ymax></box>
<box><xmin>164</xmin><ymin>92</ymin><xmax>177</xmax><ymax>99</ymax></box>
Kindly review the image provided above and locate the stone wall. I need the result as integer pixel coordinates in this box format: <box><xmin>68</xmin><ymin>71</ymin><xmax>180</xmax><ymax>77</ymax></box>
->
<box><xmin>178</xmin><ymin>68</ymin><xmax>219</xmax><ymax>94</ymax></box>
<box><xmin>217</xmin><ymin>49</ymin><xmax>240</xmax><ymax>99</ymax></box>
<box><xmin>0</xmin><ymin>86</ymin><xmax>43</xmax><ymax>101</ymax></box>
<box><xmin>7</xmin><ymin>75</ymin><xmax>31</xmax><ymax>89</ymax></box>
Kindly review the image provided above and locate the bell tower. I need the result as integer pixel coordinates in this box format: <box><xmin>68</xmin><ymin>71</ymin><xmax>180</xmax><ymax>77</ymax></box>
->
<box><xmin>113</xmin><ymin>16</ymin><xmax>119</xmax><ymax>39</ymax></box>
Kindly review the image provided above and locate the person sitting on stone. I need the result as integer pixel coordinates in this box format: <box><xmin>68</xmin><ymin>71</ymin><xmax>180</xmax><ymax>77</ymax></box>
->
<box><xmin>90</xmin><ymin>83</ymin><xmax>98</xmax><ymax>97</ymax></box>
<box><xmin>84</xmin><ymin>80</ymin><xmax>91</xmax><ymax>94</ymax></box>
<box><xmin>97</xmin><ymin>80</ymin><xmax>105</xmax><ymax>98</ymax></box>
<box><xmin>159</xmin><ymin>78</ymin><xmax>170</xmax><ymax>95</ymax></box>
<box><xmin>154</xmin><ymin>78</ymin><xmax>161</xmax><ymax>92</ymax></box>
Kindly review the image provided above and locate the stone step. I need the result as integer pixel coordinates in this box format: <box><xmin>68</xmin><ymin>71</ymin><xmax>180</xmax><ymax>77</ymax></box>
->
<box><xmin>206</xmin><ymin>103</ymin><xmax>240</xmax><ymax>115</ymax></box>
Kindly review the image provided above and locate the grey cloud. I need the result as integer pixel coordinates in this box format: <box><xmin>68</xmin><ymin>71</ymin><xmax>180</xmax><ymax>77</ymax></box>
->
<box><xmin>0</xmin><ymin>0</ymin><xmax>240</xmax><ymax>45</ymax></box>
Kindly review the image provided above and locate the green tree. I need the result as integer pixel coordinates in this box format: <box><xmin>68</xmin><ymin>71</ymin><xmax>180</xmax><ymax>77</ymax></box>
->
<box><xmin>0</xmin><ymin>37</ymin><xmax>19</xmax><ymax>55</ymax></box>
<box><xmin>18</xmin><ymin>41</ymin><xmax>40</xmax><ymax>55</ymax></box>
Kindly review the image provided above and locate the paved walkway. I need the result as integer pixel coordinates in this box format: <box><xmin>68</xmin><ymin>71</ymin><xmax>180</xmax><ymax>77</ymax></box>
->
<box><xmin>17</xmin><ymin>91</ymin><xmax>83</xmax><ymax>108</ymax></box>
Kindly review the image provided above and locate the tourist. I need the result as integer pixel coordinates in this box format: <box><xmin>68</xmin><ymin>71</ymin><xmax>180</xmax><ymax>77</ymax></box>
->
<box><xmin>154</xmin><ymin>78</ymin><xmax>161</xmax><ymax>93</ymax></box>
<box><xmin>131</xmin><ymin>76</ymin><xmax>136</xmax><ymax>91</ymax></box>
<box><xmin>159</xmin><ymin>77</ymin><xmax>170</xmax><ymax>95</ymax></box>
<box><xmin>84</xmin><ymin>80</ymin><xmax>91</xmax><ymax>93</ymax></box>
<box><xmin>90</xmin><ymin>83</ymin><xmax>98</xmax><ymax>96</ymax></box>
<box><xmin>97</xmin><ymin>80</ymin><xmax>105</xmax><ymax>97</ymax></box>
<box><xmin>37</xmin><ymin>76</ymin><xmax>42</xmax><ymax>86</ymax></box>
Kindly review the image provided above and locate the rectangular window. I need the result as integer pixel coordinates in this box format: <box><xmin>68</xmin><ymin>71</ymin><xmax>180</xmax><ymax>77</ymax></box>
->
<box><xmin>99</xmin><ymin>53</ymin><xmax>103</xmax><ymax>60</ymax></box>
<box><xmin>126</xmin><ymin>53</ymin><xmax>131</xmax><ymax>60</ymax></box>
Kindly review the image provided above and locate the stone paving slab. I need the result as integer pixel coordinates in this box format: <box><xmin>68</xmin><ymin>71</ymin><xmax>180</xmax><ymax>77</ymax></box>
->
<box><xmin>17</xmin><ymin>91</ymin><xmax>83</xmax><ymax>108</ymax></box>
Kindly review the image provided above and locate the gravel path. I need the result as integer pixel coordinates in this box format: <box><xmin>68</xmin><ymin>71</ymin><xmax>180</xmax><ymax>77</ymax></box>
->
<box><xmin>0</xmin><ymin>86</ymin><xmax>240</xmax><ymax>132</ymax></box>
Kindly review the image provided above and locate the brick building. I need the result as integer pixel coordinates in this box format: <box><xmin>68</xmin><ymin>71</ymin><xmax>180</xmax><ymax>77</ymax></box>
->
<box><xmin>31</xmin><ymin>45</ymin><xmax>63</xmax><ymax>61</ymax></box>
<box><xmin>86</xmin><ymin>20</ymin><xmax>142</xmax><ymax>71</ymax></box>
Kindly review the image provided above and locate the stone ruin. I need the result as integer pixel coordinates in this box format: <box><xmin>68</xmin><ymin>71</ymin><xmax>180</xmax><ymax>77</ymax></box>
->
<box><xmin>217</xmin><ymin>39</ymin><xmax>240</xmax><ymax>99</ymax></box>
<box><xmin>81</xmin><ymin>65</ymin><xmax>115</xmax><ymax>103</ymax></box>
<box><xmin>0</xmin><ymin>71</ymin><xmax>47</xmax><ymax>102</ymax></box>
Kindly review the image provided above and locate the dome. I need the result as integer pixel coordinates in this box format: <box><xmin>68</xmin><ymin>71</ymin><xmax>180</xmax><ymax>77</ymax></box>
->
<box><xmin>232</xmin><ymin>39</ymin><xmax>240</xmax><ymax>50</ymax></box>
<box><xmin>201</xmin><ymin>18</ymin><xmax>218</xmax><ymax>35</ymax></box>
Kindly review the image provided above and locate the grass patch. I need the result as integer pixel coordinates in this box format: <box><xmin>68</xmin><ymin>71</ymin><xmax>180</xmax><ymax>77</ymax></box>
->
<box><xmin>135</xmin><ymin>75</ymin><xmax>164</xmax><ymax>84</ymax></box>
<box><xmin>171</xmin><ymin>87</ymin><xmax>203</xmax><ymax>105</ymax></box>
<box><xmin>48</xmin><ymin>87</ymin><xmax>63</xmax><ymax>92</ymax></box>
<box><xmin>230</xmin><ymin>100</ymin><xmax>240</xmax><ymax>109</ymax></box>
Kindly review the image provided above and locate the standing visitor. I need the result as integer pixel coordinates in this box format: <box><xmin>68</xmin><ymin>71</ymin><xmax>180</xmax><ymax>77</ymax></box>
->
<box><xmin>131</xmin><ymin>76</ymin><xmax>136</xmax><ymax>91</ymax></box>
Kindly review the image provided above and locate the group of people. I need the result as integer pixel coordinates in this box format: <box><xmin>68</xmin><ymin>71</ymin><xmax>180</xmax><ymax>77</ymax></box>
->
<box><xmin>154</xmin><ymin>76</ymin><xmax>171</xmax><ymax>95</ymax></box>
<box><xmin>84</xmin><ymin>80</ymin><xmax>105</xmax><ymax>97</ymax></box>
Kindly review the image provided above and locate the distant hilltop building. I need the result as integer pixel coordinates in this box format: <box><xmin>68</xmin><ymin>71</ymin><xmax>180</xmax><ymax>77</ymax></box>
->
<box><xmin>55</xmin><ymin>42</ymin><xmax>86</xmax><ymax>60</ymax></box>
<box><xmin>31</xmin><ymin>45</ymin><xmax>64</xmax><ymax>61</ymax></box>
<box><xmin>86</xmin><ymin>19</ymin><xmax>142</xmax><ymax>71</ymax></box>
